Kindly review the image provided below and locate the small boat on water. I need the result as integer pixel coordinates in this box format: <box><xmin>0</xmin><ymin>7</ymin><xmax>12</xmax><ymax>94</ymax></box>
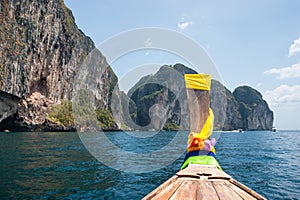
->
<box><xmin>271</xmin><ymin>127</ymin><xmax>277</xmax><ymax>132</ymax></box>
<box><xmin>232</xmin><ymin>129</ymin><xmax>243</xmax><ymax>133</ymax></box>
<box><xmin>143</xmin><ymin>74</ymin><xmax>266</xmax><ymax>200</ymax></box>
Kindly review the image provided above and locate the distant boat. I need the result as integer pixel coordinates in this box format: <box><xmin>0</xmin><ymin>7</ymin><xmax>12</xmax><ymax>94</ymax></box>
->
<box><xmin>271</xmin><ymin>127</ymin><xmax>277</xmax><ymax>132</ymax></box>
<box><xmin>232</xmin><ymin>129</ymin><xmax>244</xmax><ymax>133</ymax></box>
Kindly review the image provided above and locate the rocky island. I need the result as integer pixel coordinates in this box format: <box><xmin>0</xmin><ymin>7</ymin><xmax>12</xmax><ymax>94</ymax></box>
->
<box><xmin>123</xmin><ymin>64</ymin><xmax>273</xmax><ymax>131</ymax></box>
<box><xmin>0</xmin><ymin>0</ymin><xmax>273</xmax><ymax>132</ymax></box>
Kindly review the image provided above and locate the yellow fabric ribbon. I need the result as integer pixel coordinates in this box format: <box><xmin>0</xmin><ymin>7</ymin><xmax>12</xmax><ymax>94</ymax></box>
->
<box><xmin>187</xmin><ymin>108</ymin><xmax>215</xmax><ymax>153</ymax></box>
<box><xmin>184</xmin><ymin>74</ymin><xmax>211</xmax><ymax>91</ymax></box>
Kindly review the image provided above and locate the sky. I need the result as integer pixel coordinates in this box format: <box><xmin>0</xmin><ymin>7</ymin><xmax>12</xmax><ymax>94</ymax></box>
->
<box><xmin>64</xmin><ymin>0</ymin><xmax>300</xmax><ymax>130</ymax></box>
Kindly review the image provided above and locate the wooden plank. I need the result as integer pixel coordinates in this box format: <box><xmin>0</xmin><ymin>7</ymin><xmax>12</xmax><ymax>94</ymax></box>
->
<box><xmin>229</xmin><ymin>179</ymin><xmax>267</xmax><ymax>200</ymax></box>
<box><xmin>212</xmin><ymin>181</ymin><xmax>243</xmax><ymax>200</ymax></box>
<box><xmin>169</xmin><ymin>180</ymin><xmax>198</xmax><ymax>200</ymax></box>
<box><xmin>151</xmin><ymin>179</ymin><xmax>184</xmax><ymax>200</ymax></box>
<box><xmin>142</xmin><ymin>175</ymin><xmax>178</xmax><ymax>200</ymax></box>
<box><xmin>229</xmin><ymin>183</ymin><xmax>258</xmax><ymax>200</ymax></box>
<box><xmin>144</xmin><ymin>167</ymin><xmax>265</xmax><ymax>199</ymax></box>
<box><xmin>196</xmin><ymin>181</ymin><xmax>219</xmax><ymax>200</ymax></box>
<box><xmin>177</xmin><ymin>164</ymin><xmax>231</xmax><ymax>180</ymax></box>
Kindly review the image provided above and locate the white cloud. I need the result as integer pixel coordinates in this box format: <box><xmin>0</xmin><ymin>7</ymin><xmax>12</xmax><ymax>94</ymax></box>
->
<box><xmin>264</xmin><ymin>61</ymin><xmax>300</xmax><ymax>79</ymax></box>
<box><xmin>289</xmin><ymin>37</ymin><xmax>300</xmax><ymax>57</ymax></box>
<box><xmin>264</xmin><ymin>84</ymin><xmax>300</xmax><ymax>107</ymax></box>
<box><xmin>177</xmin><ymin>15</ymin><xmax>193</xmax><ymax>30</ymax></box>
<box><xmin>177</xmin><ymin>21</ymin><xmax>193</xmax><ymax>30</ymax></box>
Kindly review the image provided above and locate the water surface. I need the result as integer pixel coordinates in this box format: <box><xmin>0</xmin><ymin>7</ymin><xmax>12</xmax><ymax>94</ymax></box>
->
<box><xmin>0</xmin><ymin>131</ymin><xmax>299</xmax><ymax>199</ymax></box>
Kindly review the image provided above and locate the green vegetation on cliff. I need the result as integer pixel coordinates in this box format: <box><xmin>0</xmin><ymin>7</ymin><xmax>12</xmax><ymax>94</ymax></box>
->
<box><xmin>47</xmin><ymin>89</ymin><xmax>118</xmax><ymax>130</ymax></box>
<box><xmin>47</xmin><ymin>100</ymin><xmax>74</xmax><ymax>127</ymax></box>
<box><xmin>96</xmin><ymin>108</ymin><xmax>116</xmax><ymax>130</ymax></box>
<box><xmin>163</xmin><ymin>122</ymin><xmax>180</xmax><ymax>131</ymax></box>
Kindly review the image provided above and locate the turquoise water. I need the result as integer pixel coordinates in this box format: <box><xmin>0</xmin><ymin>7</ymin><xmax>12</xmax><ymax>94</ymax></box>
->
<box><xmin>0</xmin><ymin>131</ymin><xmax>299</xmax><ymax>199</ymax></box>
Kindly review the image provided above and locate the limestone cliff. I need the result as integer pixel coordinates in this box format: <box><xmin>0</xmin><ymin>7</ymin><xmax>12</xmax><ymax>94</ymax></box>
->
<box><xmin>210</xmin><ymin>80</ymin><xmax>243</xmax><ymax>131</ymax></box>
<box><xmin>0</xmin><ymin>91</ymin><xmax>20</xmax><ymax>123</ymax></box>
<box><xmin>0</xmin><ymin>0</ymin><xmax>119</xmax><ymax>131</ymax></box>
<box><xmin>233</xmin><ymin>86</ymin><xmax>273</xmax><ymax>130</ymax></box>
<box><xmin>126</xmin><ymin>64</ymin><xmax>189</xmax><ymax>130</ymax></box>
<box><xmin>124</xmin><ymin>64</ymin><xmax>273</xmax><ymax>131</ymax></box>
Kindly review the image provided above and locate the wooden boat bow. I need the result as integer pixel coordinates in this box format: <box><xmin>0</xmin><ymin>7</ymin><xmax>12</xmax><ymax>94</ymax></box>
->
<box><xmin>143</xmin><ymin>164</ymin><xmax>266</xmax><ymax>200</ymax></box>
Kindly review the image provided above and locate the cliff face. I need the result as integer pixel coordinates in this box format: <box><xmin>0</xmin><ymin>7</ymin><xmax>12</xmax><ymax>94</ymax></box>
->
<box><xmin>124</xmin><ymin>64</ymin><xmax>273</xmax><ymax>131</ymax></box>
<box><xmin>233</xmin><ymin>86</ymin><xmax>273</xmax><ymax>130</ymax></box>
<box><xmin>126</xmin><ymin>64</ymin><xmax>190</xmax><ymax>130</ymax></box>
<box><xmin>210</xmin><ymin>80</ymin><xmax>243</xmax><ymax>131</ymax></box>
<box><xmin>0</xmin><ymin>0</ymin><xmax>119</xmax><ymax>131</ymax></box>
<box><xmin>0</xmin><ymin>91</ymin><xmax>20</xmax><ymax>123</ymax></box>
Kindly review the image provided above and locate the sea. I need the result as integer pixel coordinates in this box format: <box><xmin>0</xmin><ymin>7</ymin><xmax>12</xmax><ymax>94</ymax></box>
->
<box><xmin>0</xmin><ymin>130</ymin><xmax>299</xmax><ymax>200</ymax></box>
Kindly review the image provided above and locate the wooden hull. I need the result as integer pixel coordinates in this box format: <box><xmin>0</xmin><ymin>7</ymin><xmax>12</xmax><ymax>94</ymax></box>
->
<box><xmin>143</xmin><ymin>164</ymin><xmax>266</xmax><ymax>200</ymax></box>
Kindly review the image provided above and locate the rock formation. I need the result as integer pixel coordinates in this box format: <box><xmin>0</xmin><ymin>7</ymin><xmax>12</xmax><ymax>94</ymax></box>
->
<box><xmin>233</xmin><ymin>86</ymin><xmax>273</xmax><ymax>130</ymax></box>
<box><xmin>0</xmin><ymin>0</ymin><xmax>119</xmax><ymax>131</ymax></box>
<box><xmin>126</xmin><ymin>64</ymin><xmax>190</xmax><ymax>130</ymax></box>
<box><xmin>0</xmin><ymin>91</ymin><xmax>20</xmax><ymax>123</ymax></box>
<box><xmin>210</xmin><ymin>80</ymin><xmax>243</xmax><ymax>131</ymax></box>
<box><xmin>123</xmin><ymin>64</ymin><xmax>273</xmax><ymax>131</ymax></box>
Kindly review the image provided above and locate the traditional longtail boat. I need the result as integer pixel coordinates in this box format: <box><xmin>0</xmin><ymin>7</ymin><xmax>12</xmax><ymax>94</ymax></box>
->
<box><xmin>143</xmin><ymin>74</ymin><xmax>266</xmax><ymax>200</ymax></box>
